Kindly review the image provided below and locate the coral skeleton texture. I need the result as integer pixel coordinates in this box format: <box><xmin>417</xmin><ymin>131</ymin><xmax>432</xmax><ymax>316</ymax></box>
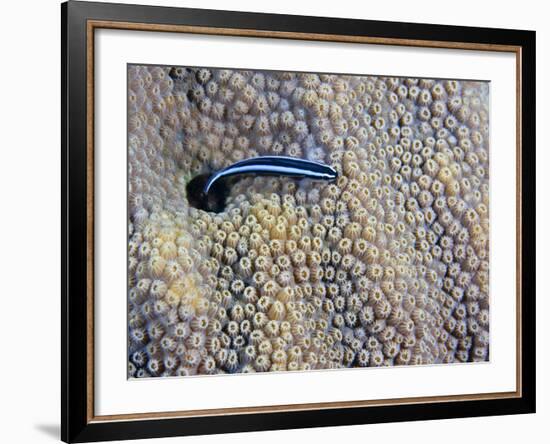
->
<box><xmin>127</xmin><ymin>65</ymin><xmax>490</xmax><ymax>378</ymax></box>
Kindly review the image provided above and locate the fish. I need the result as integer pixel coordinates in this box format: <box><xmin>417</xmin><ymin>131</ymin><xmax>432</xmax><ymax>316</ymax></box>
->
<box><xmin>186</xmin><ymin>156</ymin><xmax>338</xmax><ymax>212</ymax></box>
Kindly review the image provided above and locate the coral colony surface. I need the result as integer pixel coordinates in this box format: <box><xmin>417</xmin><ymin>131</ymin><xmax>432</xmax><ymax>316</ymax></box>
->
<box><xmin>127</xmin><ymin>65</ymin><xmax>490</xmax><ymax>378</ymax></box>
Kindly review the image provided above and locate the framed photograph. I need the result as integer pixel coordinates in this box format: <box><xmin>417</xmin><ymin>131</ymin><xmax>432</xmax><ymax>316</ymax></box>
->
<box><xmin>61</xmin><ymin>1</ymin><xmax>536</xmax><ymax>442</ymax></box>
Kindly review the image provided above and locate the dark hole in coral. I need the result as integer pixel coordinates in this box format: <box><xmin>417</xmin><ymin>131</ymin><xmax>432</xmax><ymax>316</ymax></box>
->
<box><xmin>186</xmin><ymin>173</ymin><xmax>232</xmax><ymax>213</ymax></box>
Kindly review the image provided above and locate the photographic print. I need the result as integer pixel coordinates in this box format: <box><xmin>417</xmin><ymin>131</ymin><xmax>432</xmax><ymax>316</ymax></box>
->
<box><xmin>127</xmin><ymin>64</ymin><xmax>490</xmax><ymax>378</ymax></box>
<box><xmin>63</xmin><ymin>4</ymin><xmax>534</xmax><ymax>440</ymax></box>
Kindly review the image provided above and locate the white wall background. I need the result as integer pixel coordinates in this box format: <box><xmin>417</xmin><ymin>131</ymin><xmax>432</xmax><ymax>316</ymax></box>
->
<box><xmin>0</xmin><ymin>0</ymin><xmax>546</xmax><ymax>443</ymax></box>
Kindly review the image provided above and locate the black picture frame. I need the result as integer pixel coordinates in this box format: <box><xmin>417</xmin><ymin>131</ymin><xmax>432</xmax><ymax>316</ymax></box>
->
<box><xmin>62</xmin><ymin>1</ymin><xmax>536</xmax><ymax>442</ymax></box>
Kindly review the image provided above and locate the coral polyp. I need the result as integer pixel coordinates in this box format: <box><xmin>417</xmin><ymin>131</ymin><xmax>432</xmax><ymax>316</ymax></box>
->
<box><xmin>127</xmin><ymin>64</ymin><xmax>490</xmax><ymax>378</ymax></box>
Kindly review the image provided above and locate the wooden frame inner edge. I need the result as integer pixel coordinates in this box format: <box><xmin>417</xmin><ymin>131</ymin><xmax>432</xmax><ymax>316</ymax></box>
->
<box><xmin>85</xmin><ymin>19</ymin><xmax>523</xmax><ymax>423</ymax></box>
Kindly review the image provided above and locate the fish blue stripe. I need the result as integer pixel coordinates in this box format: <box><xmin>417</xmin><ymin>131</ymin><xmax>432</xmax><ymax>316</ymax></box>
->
<box><xmin>204</xmin><ymin>156</ymin><xmax>338</xmax><ymax>194</ymax></box>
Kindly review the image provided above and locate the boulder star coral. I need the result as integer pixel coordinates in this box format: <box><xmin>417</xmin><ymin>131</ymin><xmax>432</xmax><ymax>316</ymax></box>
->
<box><xmin>127</xmin><ymin>64</ymin><xmax>490</xmax><ymax>378</ymax></box>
